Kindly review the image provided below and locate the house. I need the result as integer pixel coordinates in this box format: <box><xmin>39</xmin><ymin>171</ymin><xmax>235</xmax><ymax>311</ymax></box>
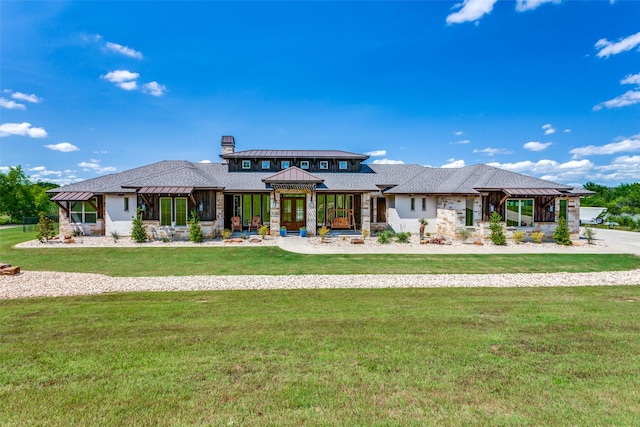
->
<box><xmin>48</xmin><ymin>136</ymin><xmax>591</xmax><ymax>240</ymax></box>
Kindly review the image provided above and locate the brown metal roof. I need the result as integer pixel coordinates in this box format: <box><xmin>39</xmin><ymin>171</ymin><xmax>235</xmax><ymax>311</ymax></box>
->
<box><xmin>503</xmin><ymin>188</ymin><xmax>562</xmax><ymax>196</ymax></box>
<box><xmin>138</xmin><ymin>186</ymin><xmax>194</xmax><ymax>194</ymax></box>
<box><xmin>221</xmin><ymin>149</ymin><xmax>369</xmax><ymax>160</ymax></box>
<box><xmin>50</xmin><ymin>192</ymin><xmax>94</xmax><ymax>201</ymax></box>
<box><xmin>262</xmin><ymin>167</ymin><xmax>324</xmax><ymax>184</ymax></box>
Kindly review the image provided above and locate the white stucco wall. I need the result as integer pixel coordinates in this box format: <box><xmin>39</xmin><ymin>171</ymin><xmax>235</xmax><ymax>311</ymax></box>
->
<box><xmin>105</xmin><ymin>195</ymin><xmax>136</xmax><ymax>236</ymax></box>
<box><xmin>388</xmin><ymin>195</ymin><xmax>437</xmax><ymax>234</ymax></box>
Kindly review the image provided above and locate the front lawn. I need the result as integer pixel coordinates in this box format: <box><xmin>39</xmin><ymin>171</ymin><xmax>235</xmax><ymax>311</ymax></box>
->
<box><xmin>1</xmin><ymin>227</ymin><xmax>640</xmax><ymax>276</ymax></box>
<box><xmin>1</xmin><ymin>287</ymin><xmax>639</xmax><ymax>425</ymax></box>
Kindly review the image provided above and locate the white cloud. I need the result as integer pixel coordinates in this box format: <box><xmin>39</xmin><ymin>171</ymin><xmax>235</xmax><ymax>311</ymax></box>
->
<box><xmin>564</xmin><ymin>129</ymin><xmax>571</xmax><ymax>133</ymax></box>
<box><xmin>0</xmin><ymin>122</ymin><xmax>47</xmax><ymax>138</ymax></box>
<box><xmin>372</xmin><ymin>159</ymin><xmax>405</xmax><ymax>164</ymax></box>
<box><xmin>454</xmin><ymin>131</ymin><xmax>464</xmax><ymax>136</ymax></box>
<box><xmin>364</xmin><ymin>150</ymin><xmax>387</xmax><ymax>157</ymax></box>
<box><xmin>199</xmin><ymin>159</ymin><xmax>212</xmax><ymax>163</ymax></box>
<box><xmin>473</xmin><ymin>147</ymin><xmax>513</xmax><ymax>156</ymax></box>
<box><xmin>103</xmin><ymin>42</ymin><xmax>143</xmax><ymax>59</ymax></box>
<box><xmin>523</xmin><ymin>141</ymin><xmax>552</xmax><ymax>151</ymax></box>
<box><xmin>45</xmin><ymin>142</ymin><xmax>80</xmax><ymax>152</ymax></box>
<box><xmin>0</xmin><ymin>97</ymin><xmax>25</xmax><ymax>110</ymax></box>
<box><xmin>446</xmin><ymin>0</ymin><xmax>497</xmax><ymax>24</ymax></box>
<box><xmin>515</xmin><ymin>0</ymin><xmax>561</xmax><ymax>12</ymax></box>
<box><xmin>450</xmin><ymin>139</ymin><xmax>471</xmax><ymax>144</ymax></box>
<box><xmin>621</xmin><ymin>73</ymin><xmax>640</xmax><ymax>85</ymax></box>
<box><xmin>11</xmin><ymin>92</ymin><xmax>42</xmax><ymax>103</ymax></box>
<box><xmin>142</xmin><ymin>81</ymin><xmax>167</xmax><ymax>96</ymax></box>
<box><xmin>0</xmin><ymin>166</ymin><xmax>10</xmax><ymax>173</ymax></box>
<box><xmin>488</xmin><ymin>159</ymin><xmax>595</xmax><ymax>182</ymax></box>
<box><xmin>569</xmin><ymin>134</ymin><xmax>640</xmax><ymax>158</ymax></box>
<box><xmin>78</xmin><ymin>159</ymin><xmax>116</xmax><ymax>174</ymax></box>
<box><xmin>441</xmin><ymin>159</ymin><xmax>466</xmax><ymax>168</ymax></box>
<box><xmin>101</xmin><ymin>70</ymin><xmax>140</xmax><ymax>90</ymax></box>
<box><xmin>595</xmin><ymin>31</ymin><xmax>640</xmax><ymax>58</ymax></box>
<box><xmin>593</xmin><ymin>73</ymin><xmax>640</xmax><ymax>111</ymax></box>
<box><xmin>29</xmin><ymin>166</ymin><xmax>46</xmax><ymax>172</ymax></box>
<box><xmin>542</xmin><ymin>123</ymin><xmax>556</xmax><ymax>135</ymax></box>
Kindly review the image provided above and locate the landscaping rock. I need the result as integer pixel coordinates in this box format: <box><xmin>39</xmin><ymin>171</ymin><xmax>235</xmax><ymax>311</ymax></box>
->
<box><xmin>350</xmin><ymin>238</ymin><xmax>365</xmax><ymax>244</ymax></box>
<box><xmin>224</xmin><ymin>238</ymin><xmax>244</xmax><ymax>244</ymax></box>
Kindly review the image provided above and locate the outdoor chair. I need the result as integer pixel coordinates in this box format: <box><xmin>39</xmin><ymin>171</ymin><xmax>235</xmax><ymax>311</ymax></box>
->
<box><xmin>231</xmin><ymin>216</ymin><xmax>242</xmax><ymax>232</ymax></box>
<box><xmin>248</xmin><ymin>216</ymin><xmax>262</xmax><ymax>232</ymax></box>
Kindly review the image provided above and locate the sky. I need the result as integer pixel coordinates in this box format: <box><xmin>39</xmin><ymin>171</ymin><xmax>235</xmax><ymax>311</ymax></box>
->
<box><xmin>1</xmin><ymin>0</ymin><xmax>639</xmax><ymax>188</ymax></box>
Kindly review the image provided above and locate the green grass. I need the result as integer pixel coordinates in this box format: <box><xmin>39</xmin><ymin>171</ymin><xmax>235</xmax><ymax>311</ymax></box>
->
<box><xmin>2</xmin><ymin>286</ymin><xmax>640</xmax><ymax>425</ymax></box>
<box><xmin>2</xmin><ymin>226</ymin><xmax>640</xmax><ymax>276</ymax></box>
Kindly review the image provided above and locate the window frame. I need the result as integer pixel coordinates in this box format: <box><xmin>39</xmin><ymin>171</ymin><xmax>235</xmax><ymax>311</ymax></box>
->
<box><xmin>506</xmin><ymin>199</ymin><xmax>534</xmax><ymax>227</ymax></box>
<box><xmin>261</xmin><ymin>160</ymin><xmax>270</xmax><ymax>170</ymax></box>
<box><xmin>281</xmin><ymin>160</ymin><xmax>290</xmax><ymax>169</ymax></box>
<box><xmin>339</xmin><ymin>161</ymin><xmax>348</xmax><ymax>170</ymax></box>
<box><xmin>241</xmin><ymin>160</ymin><xmax>251</xmax><ymax>169</ymax></box>
<box><xmin>70</xmin><ymin>197</ymin><xmax>98</xmax><ymax>224</ymax></box>
<box><xmin>124</xmin><ymin>197</ymin><xmax>129</xmax><ymax>212</ymax></box>
<box><xmin>410</xmin><ymin>197</ymin><xmax>416</xmax><ymax>211</ymax></box>
<box><xmin>319</xmin><ymin>161</ymin><xmax>329</xmax><ymax>170</ymax></box>
<box><xmin>300</xmin><ymin>160</ymin><xmax>309</xmax><ymax>170</ymax></box>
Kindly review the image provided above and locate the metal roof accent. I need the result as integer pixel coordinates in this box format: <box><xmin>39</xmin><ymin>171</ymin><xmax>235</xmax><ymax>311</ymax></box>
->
<box><xmin>503</xmin><ymin>188</ymin><xmax>562</xmax><ymax>196</ymax></box>
<box><xmin>262</xmin><ymin>166</ymin><xmax>324</xmax><ymax>184</ymax></box>
<box><xmin>138</xmin><ymin>186</ymin><xmax>194</xmax><ymax>194</ymax></box>
<box><xmin>50</xmin><ymin>192</ymin><xmax>94</xmax><ymax>201</ymax></box>
<box><xmin>221</xmin><ymin>149</ymin><xmax>369</xmax><ymax>160</ymax></box>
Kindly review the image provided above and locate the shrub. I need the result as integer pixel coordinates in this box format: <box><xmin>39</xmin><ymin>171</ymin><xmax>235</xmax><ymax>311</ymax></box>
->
<box><xmin>583</xmin><ymin>226</ymin><xmax>596</xmax><ymax>245</ymax></box>
<box><xmin>377</xmin><ymin>229</ymin><xmax>395</xmax><ymax>244</ymax></box>
<box><xmin>553</xmin><ymin>217</ymin><xmax>572</xmax><ymax>246</ymax></box>
<box><xmin>512</xmin><ymin>230</ymin><xmax>525</xmax><ymax>244</ymax></box>
<box><xmin>258</xmin><ymin>224</ymin><xmax>269</xmax><ymax>239</ymax></box>
<box><xmin>131</xmin><ymin>209</ymin><xmax>147</xmax><ymax>243</ymax></box>
<box><xmin>489</xmin><ymin>211</ymin><xmax>507</xmax><ymax>246</ymax></box>
<box><xmin>458</xmin><ymin>228</ymin><xmax>471</xmax><ymax>241</ymax></box>
<box><xmin>188</xmin><ymin>210</ymin><xmax>204</xmax><ymax>243</ymax></box>
<box><xmin>361</xmin><ymin>229</ymin><xmax>370</xmax><ymax>239</ymax></box>
<box><xmin>111</xmin><ymin>231</ymin><xmax>120</xmax><ymax>243</ymax></box>
<box><xmin>35</xmin><ymin>212</ymin><xmax>56</xmax><ymax>243</ymax></box>
<box><xmin>531</xmin><ymin>232</ymin><xmax>545</xmax><ymax>244</ymax></box>
<box><xmin>396</xmin><ymin>231</ymin><xmax>411</xmax><ymax>243</ymax></box>
<box><xmin>221</xmin><ymin>229</ymin><xmax>232</xmax><ymax>240</ymax></box>
<box><xmin>318</xmin><ymin>226</ymin><xmax>330</xmax><ymax>239</ymax></box>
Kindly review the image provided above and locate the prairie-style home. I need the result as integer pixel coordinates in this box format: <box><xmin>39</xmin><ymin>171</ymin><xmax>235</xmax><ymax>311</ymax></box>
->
<box><xmin>48</xmin><ymin>136</ymin><xmax>590</xmax><ymax>240</ymax></box>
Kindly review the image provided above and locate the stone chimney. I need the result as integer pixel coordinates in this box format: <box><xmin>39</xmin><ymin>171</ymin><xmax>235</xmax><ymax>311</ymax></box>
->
<box><xmin>221</xmin><ymin>135</ymin><xmax>235</xmax><ymax>164</ymax></box>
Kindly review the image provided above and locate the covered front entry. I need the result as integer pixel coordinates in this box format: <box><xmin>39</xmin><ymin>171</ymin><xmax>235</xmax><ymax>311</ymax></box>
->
<box><xmin>281</xmin><ymin>194</ymin><xmax>306</xmax><ymax>231</ymax></box>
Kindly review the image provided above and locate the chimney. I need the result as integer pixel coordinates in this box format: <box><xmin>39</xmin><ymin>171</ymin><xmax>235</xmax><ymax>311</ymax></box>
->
<box><xmin>221</xmin><ymin>135</ymin><xmax>235</xmax><ymax>164</ymax></box>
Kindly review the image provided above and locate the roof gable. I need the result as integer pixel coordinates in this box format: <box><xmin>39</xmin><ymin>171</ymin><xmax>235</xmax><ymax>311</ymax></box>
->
<box><xmin>262</xmin><ymin>166</ymin><xmax>324</xmax><ymax>184</ymax></box>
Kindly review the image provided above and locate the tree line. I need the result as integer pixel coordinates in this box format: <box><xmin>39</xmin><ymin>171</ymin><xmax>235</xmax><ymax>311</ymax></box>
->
<box><xmin>0</xmin><ymin>166</ymin><xmax>59</xmax><ymax>224</ymax></box>
<box><xmin>581</xmin><ymin>182</ymin><xmax>640</xmax><ymax>216</ymax></box>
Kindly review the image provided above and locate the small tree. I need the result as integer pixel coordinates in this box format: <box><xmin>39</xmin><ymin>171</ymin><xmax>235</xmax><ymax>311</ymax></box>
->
<box><xmin>35</xmin><ymin>211</ymin><xmax>56</xmax><ymax>243</ymax></box>
<box><xmin>419</xmin><ymin>218</ymin><xmax>428</xmax><ymax>240</ymax></box>
<box><xmin>188</xmin><ymin>210</ymin><xmax>204</xmax><ymax>243</ymax></box>
<box><xmin>583</xmin><ymin>225</ymin><xmax>596</xmax><ymax>245</ymax></box>
<box><xmin>553</xmin><ymin>217</ymin><xmax>572</xmax><ymax>246</ymax></box>
<box><xmin>131</xmin><ymin>208</ymin><xmax>147</xmax><ymax>243</ymax></box>
<box><xmin>489</xmin><ymin>211</ymin><xmax>507</xmax><ymax>245</ymax></box>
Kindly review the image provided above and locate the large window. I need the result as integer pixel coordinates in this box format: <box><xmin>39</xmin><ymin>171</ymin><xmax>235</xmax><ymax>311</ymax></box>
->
<box><xmin>506</xmin><ymin>199</ymin><xmax>533</xmax><ymax>227</ymax></box>
<box><xmin>71</xmin><ymin>198</ymin><xmax>97</xmax><ymax>223</ymax></box>
<box><xmin>559</xmin><ymin>199</ymin><xmax>568</xmax><ymax>220</ymax></box>
<box><xmin>160</xmin><ymin>197</ymin><xmax>187</xmax><ymax>226</ymax></box>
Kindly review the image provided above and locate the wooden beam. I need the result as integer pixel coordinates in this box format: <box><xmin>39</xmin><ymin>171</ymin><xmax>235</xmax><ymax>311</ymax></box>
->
<box><xmin>499</xmin><ymin>194</ymin><xmax>509</xmax><ymax>207</ymax></box>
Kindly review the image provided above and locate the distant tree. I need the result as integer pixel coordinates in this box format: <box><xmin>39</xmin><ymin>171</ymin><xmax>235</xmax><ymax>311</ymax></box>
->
<box><xmin>0</xmin><ymin>166</ymin><xmax>58</xmax><ymax>222</ymax></box>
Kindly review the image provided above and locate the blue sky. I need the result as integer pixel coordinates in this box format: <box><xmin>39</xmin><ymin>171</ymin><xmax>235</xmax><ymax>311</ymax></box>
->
<box><xmin>1</xmin><ymin>0</ymin><xmax>639</xmax><ymax>187</ymax></box>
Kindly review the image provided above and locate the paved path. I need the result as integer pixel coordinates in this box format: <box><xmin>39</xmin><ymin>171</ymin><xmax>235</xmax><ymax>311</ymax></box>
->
<box><xmin>276</xmin><ymin>228</ymin><xmax>640</xmax><ymax>255</ymax></box>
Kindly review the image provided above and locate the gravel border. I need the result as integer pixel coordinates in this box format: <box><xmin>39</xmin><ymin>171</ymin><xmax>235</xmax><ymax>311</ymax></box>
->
<box><xmin>2</xmin><ymin>270</ymin><xmax>640</xmax><ymax>300</ymax></box>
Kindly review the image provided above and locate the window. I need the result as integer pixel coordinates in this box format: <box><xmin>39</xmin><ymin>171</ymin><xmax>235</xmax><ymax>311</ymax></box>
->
<box><xmin>506</xmin><ymin>199</ymin><xmax>534</xmax><ymax>227</ymax></box>
<box><xmin>465</xmin><ymin>199</ymin><xmax>474</xmax><ymax>226</ymax></box>
<box><xmin>410</xmin><ymin>197</ymin><xmax>416</xmax><ymax>211</ymax></box>
<box><xmin>320</xmin><ymin>161</ymin><xmax>328</xmax><ymax>170</ymax></box>
<box><xmin>71</xmin><ymin>198</ymin><xmax>97</xmax><ymax>223</ymax></box>
<box><xmin>242</xmin><ymin>160</ymin><xmax>251</xmax><ymax>169</ymax></box>
<box><xmin>261</xmin><ymin>160</ymin><xmax>270</xmax><ymax>169</ymax></box>
<box><xmin>124</xmin><ymin>197</ymin><xmax>129</xmax><ymax>212</ymax></box>
<box><xmin>559</xmin><ymin>199</ymin><xmax>568</xmax><ymax>220</ymax></box>
<box><xmin>300</xmin><ymin>160</ymin><xmax>309</xmax><ymax>169</ymax></box>
<box><xmin>421</xmin><ymin>198</ymin><xmax>427</xmax><ymax>211</ymax></box>
<box><xmin>160</xmin><ymin>197</ymin><xmax>188</xmax><ymax>226</ymax></box>
<box><xmin>281</xmin><ymin>161</ymin><xmax>290</xmax><ymax>169</ymax></box>
<box><xmin>339</xmin><ymin>161</ymin><xmax>348</xmax><ymax>170</ymax></box>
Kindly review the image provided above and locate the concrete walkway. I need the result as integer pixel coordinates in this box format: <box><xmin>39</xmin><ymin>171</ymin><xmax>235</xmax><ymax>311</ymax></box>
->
<box><xmin>277</xmin><ymin>228</ymin><xmax>640</xmax><ymax>255</ymax></box>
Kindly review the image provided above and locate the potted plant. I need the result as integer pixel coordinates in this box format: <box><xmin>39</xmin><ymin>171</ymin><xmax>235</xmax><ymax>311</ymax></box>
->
<box><xmin>299</xmin><ymin>226</ymin><xmax>307</xmax><ymax>237</ymax></box>
<box><xmin>280</xmin><ymin>226</ymin><xmax>287</xmax><ymax>237</ymax></box>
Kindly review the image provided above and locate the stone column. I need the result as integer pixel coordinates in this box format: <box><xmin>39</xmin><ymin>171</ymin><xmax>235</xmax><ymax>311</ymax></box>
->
<box><xmin>215</xmin><ymin>192</ymin><xmax>225</xmax><ymax>236</ymax></box>
<box><xmin>270</xmin><ymin>191</ymin><xmax>280</xmax><ymax>236</ymax></box>
<box><xmin>361</xmin><ymin>193</ymin><xmax>371</xmax><ymax>235</ymax></box>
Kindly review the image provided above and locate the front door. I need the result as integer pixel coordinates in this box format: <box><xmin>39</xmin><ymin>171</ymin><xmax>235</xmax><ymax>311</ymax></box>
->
<box><xmin>376</xmin><ymin>197</ymin><xmax>387</xmax><ymax>223</ymax></box>
<box><xmin>281</xmin><ymin>194</ymin><xmax>306</xmax><ymax>231</ymax></box>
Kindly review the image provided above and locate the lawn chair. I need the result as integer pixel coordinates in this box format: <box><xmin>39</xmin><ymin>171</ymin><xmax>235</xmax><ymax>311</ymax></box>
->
<box><xmin>248</xmin><ymin>216</ymin><xmax>262</xmax><ymax>232</ymax></box>
<box><xmin>231</xmin><ymin>216</ymin><xmax>242</xmax><ymax>232</ymax></box>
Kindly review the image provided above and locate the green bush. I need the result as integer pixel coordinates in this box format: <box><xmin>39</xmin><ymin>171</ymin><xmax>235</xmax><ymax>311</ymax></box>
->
<box><xmin>318</xmin><ymin>226</ymin><xmax>330</xmax><ymax>239</ymax></box>
<box><xmin>35</xmin><ymin>212</ymin><xmax>56</xmax><ymax>243</ymax></box>
<box><xmin>531</xmin><ymin>232</ymin><xmax>545</xmax><ymax>244</ymax></box>
<box><xmin>258</xmin><ymin>224</ymin><xmax>269</xmax><ymax>239</ymax></box>
<box><xmin>131</xmin><ymin>209</ymin><xmax>147</xmax><ymax>243</ymax></box>
<box><xmin>0</xmin><ymin>215</ymin><xmax>12</xmax><ymax>225</ymax></box>
<box><xmin>396</xmin><ymin>231</ymin><xmax>411</xmax><ymax>243</ymax></box>
<box><xmin>221</xmin><ymin>229</ymin><xmax>232</xmax><ymax>240</ymax></box>
<box><xmin>553</xmin><ymin>217</ymin><xmax>572</xmax><ymax>246</ymax></box>
<box><xmin>377</xmin><ymin>230</ymin><xmax>395</xmax><ymax>244</ymax></box>
<box><xmin>188</xmin><ymin>210</ymin><xmax>204</xmax><ymax>243</ymax></box>
<box><xmin>512</xmin><ymin>230</ymin><xmax>525</xmax><ymax>244</ymax></box>
<box><xmin>458</xmin><ymin>228</ymin><xmax>471</xmax><ymax>241</ymax></box>
<box><xmin>489</xmin><ymin>211</ymin><xmax>507</xmax><ymax>246</ymax></box>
